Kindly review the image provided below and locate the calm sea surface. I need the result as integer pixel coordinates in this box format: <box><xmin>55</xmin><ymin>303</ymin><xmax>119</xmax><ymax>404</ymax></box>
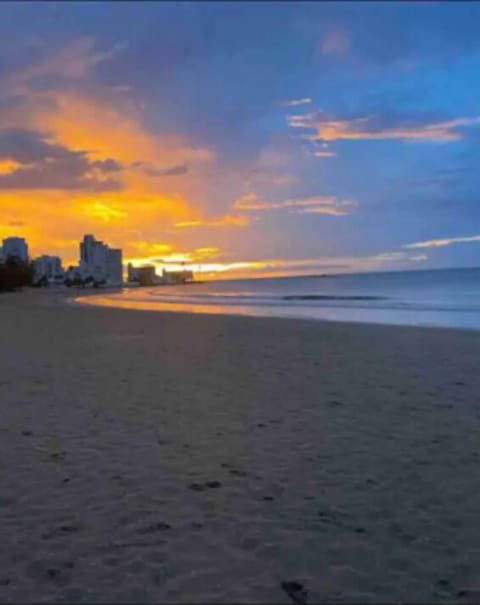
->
<box><xmin>77</xmin><ymin>267</ymin><xmax>480</xmax><ymax>330</ymax></box>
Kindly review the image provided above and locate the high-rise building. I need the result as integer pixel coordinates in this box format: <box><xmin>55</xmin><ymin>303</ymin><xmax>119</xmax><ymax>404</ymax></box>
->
<box><xmin>33</xmin><ymin>255</ymin><xmax>64</xmax><ymax>285</ymax></box>
<box><xmin>127</xmin><ymin>262</ymin><xmax>140</xmax><ymax>283</ymax></box>
<box><xmin>2</xmin><ymin>237</ymin><xmax>29</xmax><ymax>262</ymax></box>
<box><xmin>80</xmin><ymin>234</ymin><xmax>96</xmax><ymax>266</ymax></box>
<box><xmin>106</xmin><ymin>248</ymin><xmax>123</xmax><ymax>285</ymax></box>
<box><xmin>138</xmin><ymin>265</ymin><xmax>156</xmax><ymax>286</ymax></box>
<box><xmin>78</xmin><ymin>234</ymin><xmax>123</xmax><ymax>285</ymax></box>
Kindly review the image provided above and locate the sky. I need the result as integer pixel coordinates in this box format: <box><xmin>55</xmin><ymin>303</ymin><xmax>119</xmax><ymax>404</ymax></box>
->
<box><xmin>0</xmin><ymin>1</ymin><xmax>480</xmax><ymax>279</ymax></box>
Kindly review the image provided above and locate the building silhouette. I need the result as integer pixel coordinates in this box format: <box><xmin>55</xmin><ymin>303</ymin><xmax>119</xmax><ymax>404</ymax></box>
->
<box><xmin>1</xmin><ymin>237</ymin><xmax>29</xmax><ymax>262</ymax></box>
<box><xmin>33</xmin><ymin>256</ymin><xmax>64</xmax><ymax>285</ymax></box>
<box><xmin>69</xmin><ymin>234</ymin><xmax>123</xmax><ymax>285</ymax></box>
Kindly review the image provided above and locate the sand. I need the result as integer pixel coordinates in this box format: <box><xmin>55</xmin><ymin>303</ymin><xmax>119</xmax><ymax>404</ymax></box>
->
<box><xmin>1</xmin><ymin>289</ymin><xmax>480</xmax><ymax>603</ymax></box>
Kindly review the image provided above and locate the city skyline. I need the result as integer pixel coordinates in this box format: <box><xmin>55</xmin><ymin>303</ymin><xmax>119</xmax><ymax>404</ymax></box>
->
<box><xmin>1</xmin><ymin>2</ymin><xmax>480</xmax><ymax>279</ymax></box>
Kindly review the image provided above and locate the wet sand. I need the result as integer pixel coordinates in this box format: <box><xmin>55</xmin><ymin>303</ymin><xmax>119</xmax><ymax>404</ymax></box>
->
<box><xmin>1</xmin><ymin>289</ymin><xmax>480</xmax><ymax>603</ymax></box>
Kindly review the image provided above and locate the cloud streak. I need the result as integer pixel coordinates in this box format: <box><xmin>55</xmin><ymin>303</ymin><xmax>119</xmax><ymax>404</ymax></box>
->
<box><xmin>234</xmin><ymin>193</ymin><xmax>356</xmax><ymax>216</ymax></box>
<box><xmin>289</xmin><ymin>114</ymin><xmax>480</xmax><ymax>143</ymax></box>
<box><xmin>311</xmin><ymin>150</ymin><xmax>337</xmax><ymax>158</ymax></box>
<box><xmin>174</xmin><ymin>215</ymin><xmax>250</xmax><ymax>229</ymax></box>
<box><xmin>405</xmin><ymin>234</ymin><xmax>480</xmax><ymax>249</ymax></box>
<box><xmin>281</xmin><ymin>97</ymin><xmax>312</xmax><ymax>107</ymax></box>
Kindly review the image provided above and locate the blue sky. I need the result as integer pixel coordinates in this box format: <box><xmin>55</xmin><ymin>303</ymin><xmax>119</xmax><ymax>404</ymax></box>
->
<box><xmin>0</xmin><ymin>1</ymin><xmax>479</xmax><ymax>277</ymax></box>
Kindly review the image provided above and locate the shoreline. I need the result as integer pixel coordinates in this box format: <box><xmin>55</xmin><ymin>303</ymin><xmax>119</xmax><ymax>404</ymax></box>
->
<box><xmin>68</xmin><ymin>287</ymin><xmax>480</xmax><ymax>335</ymax></box>
<box><xmin>1</xmin><ymin>290</ymin><xmax>480</xmax><ymax>602</ymax></box>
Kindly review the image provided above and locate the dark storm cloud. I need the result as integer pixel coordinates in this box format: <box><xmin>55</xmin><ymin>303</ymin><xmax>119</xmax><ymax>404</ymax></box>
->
<box><xmin>0</xmin><ymin>129</ymin><xmax>124</xmax><ymax>191</ymax></box>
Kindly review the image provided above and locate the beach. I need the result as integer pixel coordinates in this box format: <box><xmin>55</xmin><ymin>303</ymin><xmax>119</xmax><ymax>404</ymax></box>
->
<box><xmin>1</xmin><ymin>289</ymin><xmax>480</xmax><ymax>603</ymax></box>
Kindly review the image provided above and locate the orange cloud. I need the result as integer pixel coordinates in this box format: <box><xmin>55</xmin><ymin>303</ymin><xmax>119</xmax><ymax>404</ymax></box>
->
<box><xmin>124</xmin><ymin>245</ymin><xmax>223</xmax><ymax>272</ymax></box>
<box><xmin>174</xmin><ymin>215</ymin><xmax>250</xmax><ymax>228</ymax></box>
<box><xmin>193</xmin><ymin>247</ymin><xmax>222</xmax><ymax>258</ymax></box>
<box><xmin>0</xmin><ymin>160</ymin><xmax>22</xmax><ymax>175</ymax></box>
<box><xmin>29</xmin><ymin>91</ymin><xmax>214</xmax><ymax>169</ymax></box>
<box><xmin>0</xmin><ymin>36</ymin><xmax>222</xmax><ymax>268</ymax></box>
<box><xmin>129</xmin><ymin>242</ymin><xmax>173</xmax><ymax>255</ymax></box>
<box><xmin>0</xmin><ymin>184</ymin><xmax>195</xmax><ymax>267</ymax></box>
<box><xmin>0</xmin><ymin>37</ymin><xmax>366</xmax><ymax>280</ymax></box>
<box><xmin>81</xmin><ymin>202</ymin><xmax>128</xmax><ymax>222</ymax></box>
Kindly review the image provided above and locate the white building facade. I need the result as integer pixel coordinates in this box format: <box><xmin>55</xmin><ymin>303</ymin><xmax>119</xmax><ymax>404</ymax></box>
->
<box><xmin>2</xmin><ymin>237</ymin><xmax>29</xmax><ymax>262</ymax></box>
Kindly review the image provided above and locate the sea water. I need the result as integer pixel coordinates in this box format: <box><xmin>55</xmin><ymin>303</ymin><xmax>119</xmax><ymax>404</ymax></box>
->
<box><xmin>77</xmin><ymin>267</ymin><xmax>480</xmax><ymax>330</ymax></box>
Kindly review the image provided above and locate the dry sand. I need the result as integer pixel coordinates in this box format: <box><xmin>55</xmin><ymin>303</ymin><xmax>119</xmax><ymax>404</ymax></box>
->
<box><xmin>1</xmin><ymin>289</ymin><xmax>480</xmax><ymax>603</ymax></box>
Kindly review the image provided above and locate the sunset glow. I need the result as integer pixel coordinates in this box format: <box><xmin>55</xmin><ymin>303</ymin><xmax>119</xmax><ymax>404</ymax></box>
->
<box><xmin>1</xmin><ymin>3</ymin><xmax>480</xmax><ymax>278</ymax></box>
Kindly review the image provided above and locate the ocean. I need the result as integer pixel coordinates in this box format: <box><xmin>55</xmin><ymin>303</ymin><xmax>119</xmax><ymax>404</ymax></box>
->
<box><xmin>78</xmin><ymin>266</ymin><xmax>480</xmax><ymax>330</ymax></box>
